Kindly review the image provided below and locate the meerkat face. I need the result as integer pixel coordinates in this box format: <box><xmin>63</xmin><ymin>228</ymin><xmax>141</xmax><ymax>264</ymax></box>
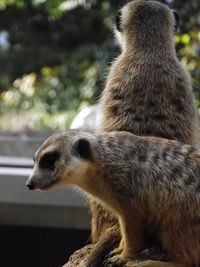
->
<box><xmin>26</xmin><ymin>133</ymin><xmax>92</xmax><ymax>191</ymax></box>
<box><xmin>115</xmin><ymin>0</ymin><xmax>179</xmax><ymax>47</ymax></box>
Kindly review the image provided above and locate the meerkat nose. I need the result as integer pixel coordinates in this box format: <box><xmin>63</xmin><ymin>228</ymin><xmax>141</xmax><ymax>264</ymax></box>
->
<box><xmin>26</xmin><ymin>180</ymin><xmax>34</xmax><ymax>190</ymax></box>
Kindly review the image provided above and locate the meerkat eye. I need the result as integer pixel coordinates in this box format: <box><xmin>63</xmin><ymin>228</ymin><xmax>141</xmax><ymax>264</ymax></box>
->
<box><xmin>116</xmin><ymin>10</ymin><xmax>122</xmax><ymax>32</ymax></box>
<box><xmin>39</xmin><ymin>151</ymin><xmax>60</xmax><ymax>170</ymax></box>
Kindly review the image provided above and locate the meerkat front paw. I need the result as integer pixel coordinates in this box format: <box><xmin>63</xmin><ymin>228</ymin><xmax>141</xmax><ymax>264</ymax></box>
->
<box><xmin>104</xmin><ymin>253</ymin><xmax>126</xmax><ymax>267</ymax></box>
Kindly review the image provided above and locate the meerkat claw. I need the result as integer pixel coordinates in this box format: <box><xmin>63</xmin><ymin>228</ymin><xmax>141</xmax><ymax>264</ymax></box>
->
<box><xmin>105</xmin><ymin>247</ymin><xmax>123</xmax><ymax>260</ymax></box>
<box><xmin>104</xmin><ymin>254</ymin><xmax>126</xmax><ymax>267</ymax></box>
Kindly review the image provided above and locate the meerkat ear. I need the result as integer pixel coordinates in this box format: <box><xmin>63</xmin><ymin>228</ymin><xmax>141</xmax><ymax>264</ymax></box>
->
<box><xmin>75</xmin><ymin>138</ymin><xmax>92</xmax><ymax>160</ymax></box>
<box><xmin>116</xmin><ymin>10</ymin><xmax>122</xmax><ymax>32</ymax></box>
<box><xmin>173</xmin><ymin>10</ymin><xmax>179</xmax><ymax>31</ymax></box>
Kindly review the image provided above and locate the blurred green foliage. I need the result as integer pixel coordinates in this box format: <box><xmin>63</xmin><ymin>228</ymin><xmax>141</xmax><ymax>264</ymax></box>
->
<box><xmin>0</xmin><ymin>0</ymin><xmax>200</xmax><ymax>131</ymax></box>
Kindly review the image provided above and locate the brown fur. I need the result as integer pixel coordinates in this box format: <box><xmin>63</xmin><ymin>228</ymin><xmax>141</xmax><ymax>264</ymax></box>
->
<box><xmin>89</xmin><ymin>0</ymin><xmax>198</xmax><ymax>265</ymax></box>
<box><xmin>27</xmin><ymin>130</ymin><xmax>200</xmax><ymax>266</ymax></box>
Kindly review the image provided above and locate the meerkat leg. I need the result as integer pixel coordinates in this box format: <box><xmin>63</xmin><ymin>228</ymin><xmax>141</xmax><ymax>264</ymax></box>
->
<box><xmin>120</xmin><ymin>215</ymin><xmax>144</xmax><ymax>259</ymax></box>
<box><xmin>126</xmin><ymin>260</ymin><xmax>182</xmax><ymax>267</ymax></box>
<box><xmin>104</xmin><ymin>216</ymin><xmax>143</xmax><ymax>266</ymax></box>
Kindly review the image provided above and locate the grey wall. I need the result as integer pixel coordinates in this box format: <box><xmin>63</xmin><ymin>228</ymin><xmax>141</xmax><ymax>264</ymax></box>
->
<box><xmin>0</xmin><ymin>131</ymin><xmax>90</xmax><ymax>229</ymax></box>
<box><xmin>0</xmin><ymin>131</ymin><xmax>51</xmax><ymax>157</ymax></box>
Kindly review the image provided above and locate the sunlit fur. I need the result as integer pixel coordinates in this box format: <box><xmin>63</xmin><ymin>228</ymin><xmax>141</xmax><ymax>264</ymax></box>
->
<box><xmin>27</xmin><ymin>130</ymin><xmax>200</xmax><ymax>267</ymax></box>
<box><xmin>90</xmin><ymin>0</ymin><xmax>198</xmax><ymax>265</ymax></box>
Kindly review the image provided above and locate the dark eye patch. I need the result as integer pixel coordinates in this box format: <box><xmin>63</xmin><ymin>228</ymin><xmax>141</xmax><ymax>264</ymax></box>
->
<box><xmin>39</xmin><ymin>151</ymin><xmax>60</xmax><ymax>170</ymax></box>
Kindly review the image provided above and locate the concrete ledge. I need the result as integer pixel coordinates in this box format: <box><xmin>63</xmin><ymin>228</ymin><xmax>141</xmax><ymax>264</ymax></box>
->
<box><xmin>0</xmin><ymin>156</ymin><xmax>33</xmax><ymax>168</ymax></box>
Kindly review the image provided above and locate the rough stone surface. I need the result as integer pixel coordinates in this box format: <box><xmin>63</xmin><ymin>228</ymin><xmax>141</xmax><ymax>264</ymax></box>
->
<box><xmin>63</xmin><ymin>244</ymin><xmax>93</xmax><ymax>267</ymax></box>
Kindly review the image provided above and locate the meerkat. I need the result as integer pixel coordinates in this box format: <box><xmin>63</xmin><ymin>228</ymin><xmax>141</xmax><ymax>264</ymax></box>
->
<box><xmin>26</xmin><ymin>130</ymin><xmax>200</xmax><ymax>267</ymax></box>
<box><xmin>89</xmin><ymin>0</ymin><xmax>198</xmax><ymax>264</ymax></box>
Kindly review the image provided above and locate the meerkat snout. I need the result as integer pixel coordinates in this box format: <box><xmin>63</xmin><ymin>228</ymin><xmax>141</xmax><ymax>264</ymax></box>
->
<box><xmin>26</xmin><ymin>148</ymin><xmax>61</xmax><ymax>190</ymax></box>
<box><xmin>26</xmin><ymin>178</ymin><xmax>35</xmax><ymax>190</ymax></box>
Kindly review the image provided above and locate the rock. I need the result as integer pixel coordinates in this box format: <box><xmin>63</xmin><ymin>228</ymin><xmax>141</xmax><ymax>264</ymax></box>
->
<box><xmin>70</xmin><ymin>104</ymin><xmax>102</xmax><ymax>133</ymax></box>
<box><xmin>63</xmin><ymin>244</ymin><xmax>170</xmax><ymax>267</ymax></box>
<box><xmin>62</xmin><ymin>244</ymin><xmax>93</xmax><ymax>267</ymax></box>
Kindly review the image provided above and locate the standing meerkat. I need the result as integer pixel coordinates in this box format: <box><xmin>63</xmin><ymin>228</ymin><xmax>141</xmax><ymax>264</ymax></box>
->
<box><xmin>26</xmin><ymin>130</ymin><xmax>200</xmax><ymax>267</ymax></box>
<box><xmin>89</xmin><ymin>0</ymin><xmax>198</xmax><ymax>263</ymax></box>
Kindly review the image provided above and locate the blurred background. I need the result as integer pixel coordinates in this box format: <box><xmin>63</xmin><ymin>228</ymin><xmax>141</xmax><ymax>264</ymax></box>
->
<box><xmin>0</xmin><ymin>0</ymin><xmax>199</xmax><ymax>266</ymax></box>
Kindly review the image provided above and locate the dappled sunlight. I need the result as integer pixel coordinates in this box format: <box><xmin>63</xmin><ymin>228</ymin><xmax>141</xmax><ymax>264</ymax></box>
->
<box><xmin>0</xmin><ymin>0</ymin><xmax>199</xmax><ymax>132</ymax></box>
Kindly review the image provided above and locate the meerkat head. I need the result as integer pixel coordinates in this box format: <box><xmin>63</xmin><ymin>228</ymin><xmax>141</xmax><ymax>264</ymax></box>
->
<box><xmin>26</xmin><ymin>131</ymin><xmax>93</xmax><ymax>191</ymax></box>
<box><xmin>115</xmin><ymin>0</ymin><xmax>179</xmax><ymax>51</ymax></box>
